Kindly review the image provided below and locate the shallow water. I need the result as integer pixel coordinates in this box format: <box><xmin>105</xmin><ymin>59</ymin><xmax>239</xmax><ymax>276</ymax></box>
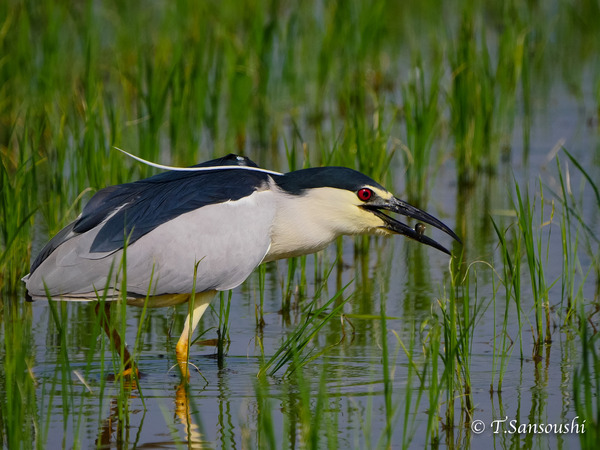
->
<box><xmin>24</xmin><ymin>76</ymin><xmax>599</xmax><ymax>445</ymax></box>
<box><xmin>15</xmin><ymin>133</ymin><xmax>598</xmax><ymax>448</ymax></box>
<box><xmin>2</xmin><ymin>6</ymin><xmax>599</xmax><ymax>447</ymax></box>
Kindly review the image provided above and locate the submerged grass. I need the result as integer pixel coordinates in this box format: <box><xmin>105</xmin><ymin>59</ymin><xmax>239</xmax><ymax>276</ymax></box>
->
<box><xmin>401</xmin><ymin>55</ymin><xmax>442</xmax><ymax>205</ymax></box>
<box><xmin>259</xmin><ymin>281</ymin><xmax>352</xmax><ymax>377</ymax></box>
<box><xmin>0</xmin><ymin>300</ymin><xmax>36</xmax><ymax>449</ymax></box>
<box><xmin>437</xmin><ymin>256</ymin><xmax>483</xmax><ymax>427</ymax></box>
<box><xmin>0</xmin><ymin>0</ymin><xmax>599</xmax><ymax>447</ymax></box>
<box><xmin>513</xmin><ymin>179</ymin><xmax>554</xmax><ymax>350</ymax></box>
<box><xmin>0</xmin><ymin>146</ymin><xmax>37</xmax><ymax>292</ymax></box>
<box><xmin>396</xmin><ymin>321</ymin><xmax>427</xmax><ymax>449</ymax></box>
<box><xmin>491</xmin><ymin>218</ymin><xmax>523</xmax><ymax>385</ymax></box>
<box><xmin>574</xmin><ymin>310</ymin><xmax>600</xmax><ymax>448</ymax></box>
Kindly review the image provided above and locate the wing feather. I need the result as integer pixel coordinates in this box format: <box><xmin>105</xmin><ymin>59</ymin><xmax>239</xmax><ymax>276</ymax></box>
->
<box><xmin>25</xmin><ymin>154</ymin><xmax>278</xmax><ymax>300</ymax></box>
<box><xmin>25</xmin><ymin>190</ymin><xmax>276</xmax><ymax>299</ymax></box>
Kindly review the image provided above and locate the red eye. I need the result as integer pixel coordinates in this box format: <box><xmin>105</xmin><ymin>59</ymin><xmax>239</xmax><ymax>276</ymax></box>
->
<box><xmin>357</xmin><ymin>188</ymin><xmax>373</xmax><ymax>201</ymax></box>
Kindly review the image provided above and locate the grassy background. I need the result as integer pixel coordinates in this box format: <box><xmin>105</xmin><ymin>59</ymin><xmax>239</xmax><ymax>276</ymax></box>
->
<box><xmin>1</xmin><ymin>0</ymin><xmax>599</xmax><ymax>448</ymax></box>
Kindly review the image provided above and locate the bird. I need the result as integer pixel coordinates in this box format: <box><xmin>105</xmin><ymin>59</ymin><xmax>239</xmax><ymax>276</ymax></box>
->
<box><xmin>23</xmin><ymin>152</ymin><xmax>460</xmax><ymax>377</ymax></box>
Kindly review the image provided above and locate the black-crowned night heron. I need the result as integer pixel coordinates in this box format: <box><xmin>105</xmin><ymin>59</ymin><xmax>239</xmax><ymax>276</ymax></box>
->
<box><xmin>23</xmin><ymin>153</ymin><xmax>460</xmax><ymax>376</ymax></box>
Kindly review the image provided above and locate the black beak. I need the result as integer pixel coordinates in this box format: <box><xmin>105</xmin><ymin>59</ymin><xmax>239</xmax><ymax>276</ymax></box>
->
<box><xmin>363</xmin><ymin>197</ymin><xmax>461</xmax><ymax>255</ymax></box>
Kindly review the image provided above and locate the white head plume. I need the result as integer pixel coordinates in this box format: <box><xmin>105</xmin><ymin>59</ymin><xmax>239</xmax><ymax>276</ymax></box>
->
<box><xmin>114</xmin><ymin>147</ymin><xmax>283</xmax><ymax>176</ymax></box>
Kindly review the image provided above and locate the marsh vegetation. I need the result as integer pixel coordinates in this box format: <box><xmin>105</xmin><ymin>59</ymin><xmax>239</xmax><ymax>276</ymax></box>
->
<box><xmin>1</xmin><ymin>0</ymin><xmax>599</xmax><ymax>448</ymax></box>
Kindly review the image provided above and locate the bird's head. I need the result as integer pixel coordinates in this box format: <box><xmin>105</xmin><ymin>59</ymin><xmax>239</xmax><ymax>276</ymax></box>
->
<box><xmin>273</xmin><ymin>167</ymin><xmax>460</xmax><ymax>256</ymax></box>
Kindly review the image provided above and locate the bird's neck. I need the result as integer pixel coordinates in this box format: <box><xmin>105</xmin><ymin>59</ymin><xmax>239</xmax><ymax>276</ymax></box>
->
<box><xmin>263</xmin><ymin>186</ymin><xmax>368</xmax><ymax>262</ymax></box>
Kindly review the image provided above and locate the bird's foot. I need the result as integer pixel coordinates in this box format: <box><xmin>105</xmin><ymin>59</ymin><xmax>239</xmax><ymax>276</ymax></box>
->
<box><xmin>175</xmin><ymin>341</ymin><xmax>192</xmax><ymax>379</ymax></box>
<box><xmin>121</xmin><ymin>366</ymin><xmax>142</xmax><ymax>379</ymax></box>
<box><xmin>106</xmin><ymin>365</ymin><xmax>142</xmax><ymax>384</ymax></box>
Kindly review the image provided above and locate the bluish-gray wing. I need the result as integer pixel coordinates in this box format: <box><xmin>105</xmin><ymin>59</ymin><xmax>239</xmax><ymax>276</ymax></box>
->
<box><xmin>28</xmin><ymin>154</ymin><xmax>271</xmax><ymax>273</ymax></box>
<box><xmin>24</xmin><ymin>189</ymin><xmax>276</xmax><ymax>300</ymax></box>
<box><xmin>77</xmin><ymin>164</ymin><xmax>271</xmax><ymax>253</ymax></box>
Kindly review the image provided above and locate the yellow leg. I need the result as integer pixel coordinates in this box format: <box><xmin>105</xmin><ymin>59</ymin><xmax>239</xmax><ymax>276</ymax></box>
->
<box><xmin>175</xmin><ymin>291</ymin><xmax>216</xmax><ymax>378</ymax></box>
<box><xmin>175</xmin><ymin>383</ymin><xmax>204</xmax><ymax>445</ymax></box>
